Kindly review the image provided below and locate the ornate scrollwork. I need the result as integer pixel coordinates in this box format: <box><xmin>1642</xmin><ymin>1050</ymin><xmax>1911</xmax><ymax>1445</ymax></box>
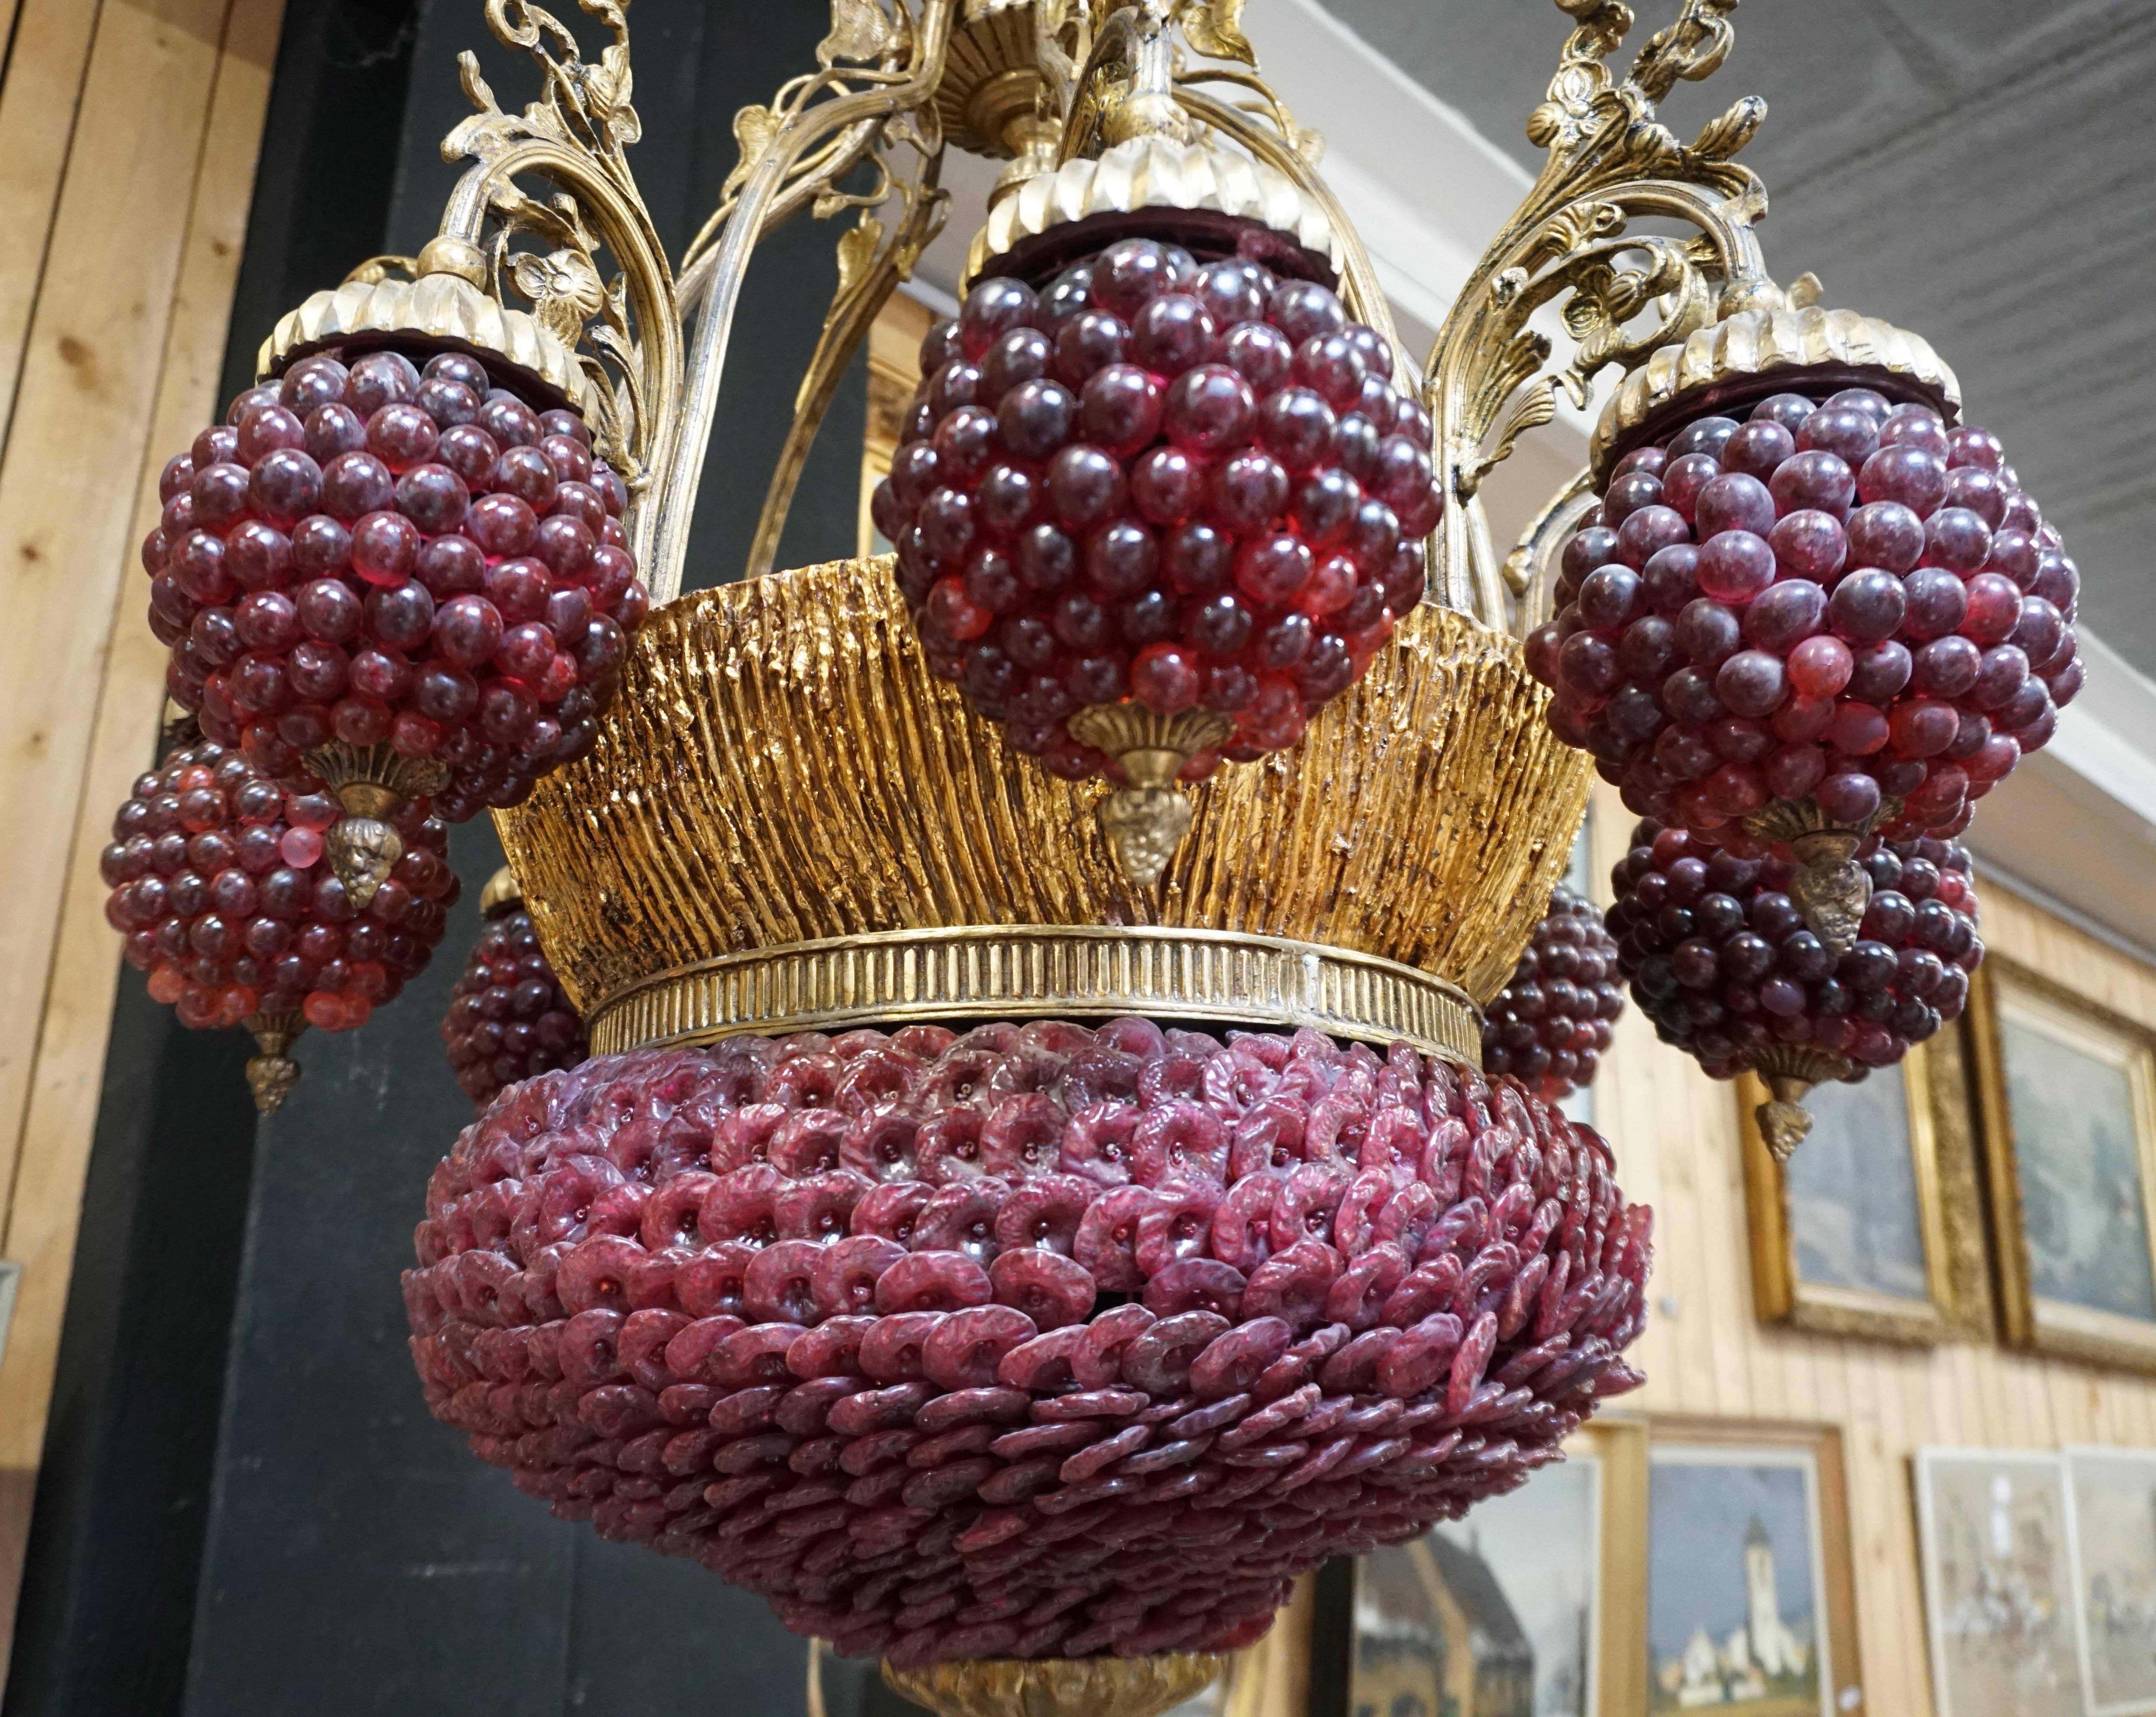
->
<box><xmin>1424</xmin><ymin>0</ymin><xmax>1776</xmax><ymax>626</ymax></box>
<box><xmin>434</xmin><ymin>0</ymin><xmax>681</xmax><ymax>571</ymax></box>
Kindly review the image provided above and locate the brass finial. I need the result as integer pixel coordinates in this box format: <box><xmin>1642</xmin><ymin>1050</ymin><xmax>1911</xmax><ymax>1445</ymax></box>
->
<box><xmin>303</xmin><ymin>742</ymin><xmax>449</xmax><ymax>909</ymax></box>
<box><xmin>1740</xmin><ymin>795</ymin><xmax>1901</xmax><ymax>958</ymax></box>
<box><xmin>1067</xmin><ymin>703</ymin><xmax>1234</xmax><ymax>887</ymax></box>
<box><xmin>1748</xmin><ymin>1042</ymin><xmax>1854</xmax><ymax>1162</ymax></box>
<box><xmin>880</xmin><ymin>1651</ymin><xmax>1227</xmax><ymax>1717</ymax></box>
<box><xmin>243</xmin><ymin>1011</ymin><xmax>307</xmax><ymax>1116</ymax></box>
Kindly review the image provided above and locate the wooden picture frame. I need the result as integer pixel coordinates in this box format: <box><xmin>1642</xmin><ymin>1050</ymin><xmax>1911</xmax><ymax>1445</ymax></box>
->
<box><xmin>1323</xmin><ymin>1416</ymin><xmax>1649</xmax><ymax>1717</ymax></box>
<box><xmin>1913</xmin><ymin>1447</ymin><xmax>2085</xmax><ymax>1717</ymax></box>
<box><xmin>1646</xmin><ymin>1418</ymin><xmax>1862</xmax><ymax>1717</ymax></box>
<box><xmin>1968</xmin><ymin>957</ymin><xmax>2156</xmax><ymax>1372</ymax></box>
<box><xmin>1739</xmin><ymin>1029</ymin><xmax>1991</xmax><ymax>1345</ymax></box>
<box><xmin>2064</xmin><ymin>1445</ymin><xmax>2156</xmax><ymax>1717</ymax></box>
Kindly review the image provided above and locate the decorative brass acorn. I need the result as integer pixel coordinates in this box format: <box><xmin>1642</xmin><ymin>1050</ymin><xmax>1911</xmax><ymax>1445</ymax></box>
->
<box><xmin>1748</xmin><ymin>1041</ymin><xmax>1855</xmax><ymax>1161</ymax></box>
<box><xmin>1067</xmin><ymin>704</ymin><xmax>1236</xmax><ymax>887</ymax></box>
<box><xmin>303</xmin><ymin>742</ymin><xmax>450</xmax><ymax>910</ymax></box>
<box><xmin>880</xmin><ymin>1650</ymin><xmax>1227</xmax><ymax>1717</ymax></box>
<box><xmin>242</xmin><ymin>1010</ymin><xmax>307</xmax><ymax>1116</ymax></box>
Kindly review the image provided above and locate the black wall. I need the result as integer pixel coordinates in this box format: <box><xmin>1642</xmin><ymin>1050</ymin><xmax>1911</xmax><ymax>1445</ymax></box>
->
<box><xmin>6</xmin><ymin>3</ymin><xmax>888</xmax><ymax>1712</ymax></box>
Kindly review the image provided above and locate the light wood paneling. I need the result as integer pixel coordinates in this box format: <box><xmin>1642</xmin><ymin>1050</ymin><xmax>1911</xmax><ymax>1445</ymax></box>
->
<box><xmin>1588</xmin><ymin>782</ymin><xmax>2156</xmax><ymax>1717</ymax></box>
<box><xmin>0</xmin><ymin>0</ymin><xmax>285</xmax><ymax>1677</ymax></box>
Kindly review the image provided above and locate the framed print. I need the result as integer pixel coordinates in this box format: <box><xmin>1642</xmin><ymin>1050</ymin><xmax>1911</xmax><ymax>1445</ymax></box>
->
<box><xmin>1646</xmin><ymin>1421</ymin><xmax>1860</xmax><ymax>1717</ymax></box>
<box><xmin>1340</xmin><ymin>1418</ymin><xmax>1648</xmax><ymax>1717</ymax></box>
<box><xmin>1739</xmin><ymin>1030</ymin><xmax>1989</xmax><ymax>1344</ymax></box>
<box><xmin>2064</xmin><ymin>1446</ymin><xmax>2156</xmax><ymax>1716</ymax></box>
<box><xmin>1914</xmin><ymin>1448</ymin><xmax>2084</xmax><ymax>1717</ymax></box>
<box><xmin>1968</xmin><ymin>959</ymin><xmax>2156</xmax><ymax>1371</ymax></box>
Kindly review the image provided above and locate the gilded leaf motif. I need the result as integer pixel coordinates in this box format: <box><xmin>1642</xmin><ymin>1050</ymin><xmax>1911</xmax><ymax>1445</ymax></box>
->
<box><xmin>820</xmin><ymin>0</ymin><xmax>894</xmax><ymax>64</ymax></box>
<box><xmin>1179</xmin><ymin>0</ymin><xmax>1255</xmax><ymax>66</ymax></box>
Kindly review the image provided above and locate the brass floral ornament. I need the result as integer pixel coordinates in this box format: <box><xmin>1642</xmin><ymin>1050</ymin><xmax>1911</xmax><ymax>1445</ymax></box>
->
<box><xmin>509</xmin><ymin>246</ymin><xmax>608</xmax><ymax>347</ymax></box>
<box><xmin>1423</xmin><ymin>0</ymin><xmax>1774</xmax><ymax>623</ymax></box>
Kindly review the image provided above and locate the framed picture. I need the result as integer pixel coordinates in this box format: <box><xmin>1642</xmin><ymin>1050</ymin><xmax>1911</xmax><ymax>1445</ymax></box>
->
<box><xmin>1914</xmin><ymin>1448</ymin><xmax>2085</xmax><ymax>1717</ymax></box>
<box><xmin>859</xmin><ymin>292</ymin><xmax>932</xmax><ymax>558</ymax></box>
<box><xmin>2064</xmin><ymin>1446</ymin><xmax>2156</xmax><ymax>1716</ymax></box>
<box><xmin>1646</xmin><ymin>1420</ymin><xmax>1860</xmax><ymax>1717</ymax></box>
<box><xmin>1739</xmin><ymin>1030</ymin><xmax>1990</xmax><ymax>1345</ymax></box>
<box><xmin>1968</xmin><ymin>959</ymin><xmax>2156</xmax><ymax>1371</ymax></box>
<box><xmin>1337</xmin><ymin>1418</ymin><xmax>1649</xmax><ymax>1717</ymax></box>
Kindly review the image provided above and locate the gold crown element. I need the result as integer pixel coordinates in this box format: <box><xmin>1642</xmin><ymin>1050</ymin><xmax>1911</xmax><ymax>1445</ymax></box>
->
<box><xmin>258</xmin><ymin>265</ymin><xmax>587</xmax><ymax>407</ymax></box>
<box><xmin>963</xmin><ymin>134</ymin><xmax>1341</xmax><ymax>286</ymax></box>
<box><xmin>494</xmin><ymin>558</ymin><xmax>1589</xmax><ymax>1064</ymax></box>
<box><xmin>1590</xmin><ymin>304</ymin><xmax>1962</xmax><ymax>481</ymax></box>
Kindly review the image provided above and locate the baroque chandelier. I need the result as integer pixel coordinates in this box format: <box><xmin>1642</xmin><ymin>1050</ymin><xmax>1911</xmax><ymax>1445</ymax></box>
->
<box><xmin>99</xmin><ymin>0</ymin><xmax>2080</xmax><ymax>1710</ymax></box>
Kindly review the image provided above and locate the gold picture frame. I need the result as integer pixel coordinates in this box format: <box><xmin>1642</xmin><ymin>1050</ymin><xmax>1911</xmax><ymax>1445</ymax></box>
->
<box><xmin>1647</xmin><ymin>1417</ymin><xmax>1864</xmax><ymax>1717</ymax></box>
<box><xmin>1739</xmin><ymin>1030</ymin><xmax>1992</xmax><ymax>1345</ymax></box>
<box><xmin>860</xmin><ymin>291</ymin><xmax>933</xmax><ymax>559</ymax></box>
<box><xmin>1969</xmin><ymin>958</ymin><xmax>2156</xmax><ymax>1373</ymax></box>
<box><xmin>1329</xmin><ymin>1416</ymin><xmax>1650</xmax><ymax>1717</ymax></box>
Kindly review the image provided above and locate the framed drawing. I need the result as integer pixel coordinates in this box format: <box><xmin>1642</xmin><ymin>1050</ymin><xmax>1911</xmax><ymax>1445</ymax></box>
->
<box><xmin>1740</xmin><ymin>1030</ymin><xmax>1989</xmax><ymax>1344</ymax></box>
<box><xmin>2064</xmin><ymin>1446</ymin><xmax>2156</xmax><ymax>1717</ymax></box>
<box><xmin>1968</xmin><ymin>959</ymin><xmax>2156</xmax><ymax>1371</ymax></box>
<box><xmin>1914</xmin><ymin>1448</ymin><xmax>2085</xmax><ymax>1717</ymax></box>
<box><xmin>1337</xmin><ymin>1417</ymin><xmax>1648</xmax><ymax>1717</ymax></box>
<box><xmin>1646</xmin><ymin>1420</ymin><xmax>1860</xmax><ymax>1717</ymax></box>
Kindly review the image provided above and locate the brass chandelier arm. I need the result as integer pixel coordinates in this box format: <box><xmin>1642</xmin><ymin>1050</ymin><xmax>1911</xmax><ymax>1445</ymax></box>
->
<box><xmin>1505</xmin><ymin>466</ymin><xmax>1598</xmax><ymax>638</ymax></box>
<box><xmin>745</xmin><ymin>154</ymin><xmax>949</xmax><ymax>584</ymax></box>
<box><xmin>1421</xmin><ymin>0</ymin><xmax>1775</xmax><ymax>623</ymax></box>
<box><xmin>648</xmin><ymin>0</ymin><xmax>960</xmax><ymax>604</ymax></box>
<box><xmin>431</xmin><ymin>6</ymin><xmax>685</xmax><ymax>574</ymax></box>
<box><xmin>679</xmin><ymin>109</ymin><xmax>900</xmax><ymax>278</ymax></box>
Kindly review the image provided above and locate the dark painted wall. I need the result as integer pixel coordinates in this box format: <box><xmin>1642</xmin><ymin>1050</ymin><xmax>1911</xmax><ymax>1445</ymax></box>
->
<box><xmin>7</xmin><ymin>3</ymin><xmax>891</xmax><ymax>1712</ymax></box>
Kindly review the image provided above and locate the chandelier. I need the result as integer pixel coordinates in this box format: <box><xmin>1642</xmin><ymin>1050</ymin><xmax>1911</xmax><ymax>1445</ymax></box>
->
<box><xmin>98</xmin><ymin>0</ymin><xmax>2080</xmax><ymax>1711</ymax></box>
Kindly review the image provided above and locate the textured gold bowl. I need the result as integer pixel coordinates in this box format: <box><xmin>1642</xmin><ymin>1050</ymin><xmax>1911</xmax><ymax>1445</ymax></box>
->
<box><xmin>496</xmin><ymin>557</ymin><xmax>1589</xmax><ymax>1057</ymax></box>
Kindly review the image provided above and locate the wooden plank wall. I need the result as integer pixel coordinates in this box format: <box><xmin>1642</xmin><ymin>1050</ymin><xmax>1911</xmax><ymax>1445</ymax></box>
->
<box><xmin>0</xmin><ymin>0</ymin><xmax>285</xmax><ymax>1677</ymax></box>
<box><xmin>1587</xmin><ymin>782</ymin><xmax>2156</xmax><ymax>1717</ymax></box>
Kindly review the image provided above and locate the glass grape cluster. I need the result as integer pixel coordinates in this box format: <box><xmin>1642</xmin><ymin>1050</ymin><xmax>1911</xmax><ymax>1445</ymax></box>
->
<box><xmin>406</xmin><ymin>1021</ymin><xmax>1649</xmax><ymax>1665</ymax></box>
<box><xmin>1607</xmin><ymin>818</ymin><xmax>1981</xmax><ymax>1079</ymax></box>
<box><xmin>444</xmin><ymin>904</ymin><xmax>587</xmax><ymax>1106</ymax></box>
<box><xmin>101</xmin><ymin>735</ymin><xmax>456</xmax><ymax>1033</ymax></box>
<box><xmin>873</xmin><ymin>236</ymin><xmax>1441</xmax><ymax>781</ymax></box>
<box><xmin>1531</xmin><ymin>390</ymin><xmax>2080</xmax><ymax>853</ymax></box>
<box><xmin>145</xmin><ymin>349</ymin><xmax>648</xmax><ymax>822</ymax></box>
<box><xmin>1481</xmin><ymin>885</ymin><xmax>1625</xmax><ymax>1102</ymax></box>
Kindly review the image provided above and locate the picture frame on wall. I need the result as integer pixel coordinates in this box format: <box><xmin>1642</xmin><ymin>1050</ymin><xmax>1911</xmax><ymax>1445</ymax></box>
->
<box><xmin>1645</xmin><ymin>1420</ymin><xmax>1861</xmax><ymax>1717</ymax></box>
<box><xmin>858</xmin><ymin>292</ymin><xmax>933</xmax><ymax>559</ymax></box>
<box><xmin>1739</xmin><ymin>1030</ymin><xmax>1990</xmax><ymax>1345</ymax></box>
<box><xmin>1333</xmin><ymin>1417</ymin><xmax>1649</xmax><ymax>1717</ymax></box>
<box><xmin>1967</xmin><ymin>959</ymin><xmax>2156</xmax><ymax>1371</ymax></box>
<box><xmin>2064</xmin><ymin>1445</ymin><xmax>2156</xmax><ymax>1717</ymax></box>
<box><xmin>1913</xmin><ymin>1447</ymin><xmax>2085</xmax><ymax>1717</ymax></box>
